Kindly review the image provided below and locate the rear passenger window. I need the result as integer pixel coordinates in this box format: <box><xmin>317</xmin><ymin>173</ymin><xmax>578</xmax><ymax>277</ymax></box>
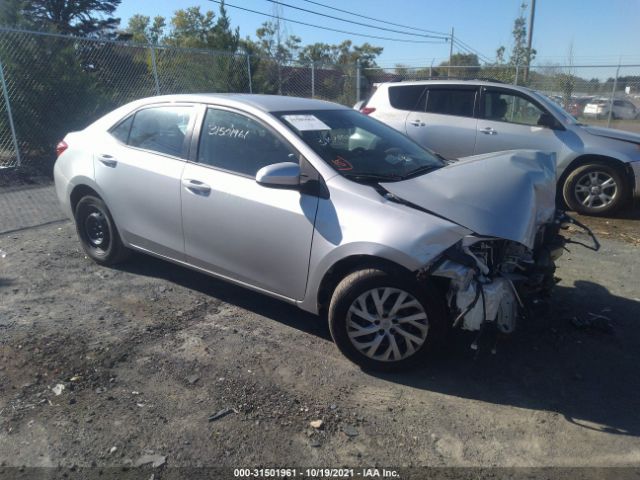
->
<box><xmin>388</xmin><ymin>85</ymin><xmax>427</xmax><ymax>111</ymax></box>
<box><xmin>110</xmin><ymin>116</ymin><xmax>133</xmax><ymax>143</ymax></box>
<box><xmin>127</xmin><ymin>106</ymin><xmax>193</xmax><ymax>157</ymax></box>
<box><xmin>198</xmin><ymin>108</ymin><xmax>297</xmax><ymax>177</ymax></box>
<box><xmin>426</xmin><ymin>89</ymin><xmax>476</xmax><ymax>117</ymax></box>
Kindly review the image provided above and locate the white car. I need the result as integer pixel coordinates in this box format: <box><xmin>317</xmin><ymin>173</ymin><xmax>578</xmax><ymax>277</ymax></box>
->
<box><xmin>361</xmin><ymin>80</ymin><xmax>640</xmax><ymax>215</ymax></box>
<box><xmin>583</xmin><ymin>98</ymin><xmax>638</xmax><ymax>120</ymax></box>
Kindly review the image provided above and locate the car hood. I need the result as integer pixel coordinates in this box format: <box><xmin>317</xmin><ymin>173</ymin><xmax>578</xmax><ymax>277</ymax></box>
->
<box><xmin>582</xmin><ymin>125</ymin><xmax>640</xmax><ymax>144</ymax></box>
<box><xmin>380</xmin><ymin>150</ymin><xmax>557</xmax><ymax>249</ymax></box>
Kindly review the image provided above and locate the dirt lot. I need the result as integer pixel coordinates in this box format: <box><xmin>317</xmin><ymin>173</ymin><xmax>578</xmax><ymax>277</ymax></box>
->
<box><xmin>0</xmin><ymin>211</ymin><xmax>639</xmax><ymax>474</ymax></box>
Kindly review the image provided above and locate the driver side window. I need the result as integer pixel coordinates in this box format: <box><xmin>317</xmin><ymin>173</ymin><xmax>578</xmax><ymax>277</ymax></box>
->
<box><xmin>484</xmin><ymin>90</ymin><xmax>543</xmax><ymax>126</ymax></box>
<box><xmin>198</xmin><ymin>108</ymin><xmax>297</xmax><ymax>177</ymax></box>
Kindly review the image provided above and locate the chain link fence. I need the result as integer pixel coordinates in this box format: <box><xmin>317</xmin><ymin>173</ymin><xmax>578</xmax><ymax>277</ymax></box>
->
<box><xmin>1</xmin><ymin>27</ymin><xmax>639</xmax><ymax>172</ymax></box>
<box><xmin>0</xmin><ymin>28</ymin><xmax>358</xmax><ymax>171</ymax></box>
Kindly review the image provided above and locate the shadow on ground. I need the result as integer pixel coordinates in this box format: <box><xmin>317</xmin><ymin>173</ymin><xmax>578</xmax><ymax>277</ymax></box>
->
<box><xmin>115</xmin><ymin>252</ymin><xmax>640</xmax><ymax>438</ymax></box>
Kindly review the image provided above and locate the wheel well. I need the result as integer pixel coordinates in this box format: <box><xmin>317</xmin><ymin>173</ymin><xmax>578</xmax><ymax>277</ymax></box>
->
<box><xmin>558</xmin><ymin>154</ymin><xmax>629</xmax><ymax>193</ymax></box>
<box><xmin>316</xmin><ymin>255</ymin><xmax>413</xmax><ymax>317</ymax></box>
<box><xmin>70</xmin><ymin>185</ymin><xmax>101</xmax><ymax>215</ymax></box>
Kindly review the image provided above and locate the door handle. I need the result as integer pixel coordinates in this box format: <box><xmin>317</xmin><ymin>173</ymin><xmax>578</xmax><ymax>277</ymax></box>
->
<box><xmin>97</xmin><ymin>154</ymin><xmax>118</xmax><ymax>167</ymax></box>
<box><xmin>182</xmin><ymin>179</ymin><xmax>211</xmax><ymax>195</ymax></box>
<box><xmin>480</xmin><ymin>127</ymin><xmax>497</xmax><ymax>135</ymax></box>
<box><xmin>409</xmin><ymin>120</ymin><xmax>426</xmax><ymax>127</ymax></box>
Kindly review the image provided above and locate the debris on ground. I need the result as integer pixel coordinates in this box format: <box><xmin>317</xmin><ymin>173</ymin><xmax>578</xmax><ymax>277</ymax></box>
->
<box><xmin>569</xmin><ymin>312</ymin><xmax>614</xmax><ymax>334</ymax></box>
<box><xmin>134</xmin><ymin>454</ymin><xmax>167</xmax><ymax>468</ymax></box>
<box><xmin>109</xmin><ymin>446</ymin><xmax>117</xmax><ymax>454</ymax></box>
<box><xmin>309</xmin><ymin>419</ymin><xmax>324</xmax><ymax>429</ymax></box>
<box><xmin>52</xmin><ymin>384</ymin><xmax>65</xmax><ymax>396</ymax></box>
<box><xmin>342</xmin><ymin>425</ymin><xmax>359</xmax><ymax>438</ymax></box>
<box><xmin>186</xmin><ymin>374</ymin><xmax>200</xmax><ymax>385</ymax></box>
<box><xmin>208</xmin><ymin>407</ymin><xmax>235</xmax><ymax>422</ymax></box>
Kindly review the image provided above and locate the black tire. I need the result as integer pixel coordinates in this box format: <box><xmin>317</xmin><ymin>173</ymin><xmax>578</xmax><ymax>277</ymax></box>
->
<box><xmin>562</xmin><ymin>161</ymin><xmax>629</xmax><ymax>216</ymax></box>
<box><xmin>328</xmin><ymin>268</ymin><xmax>447</xmax><ymax>372</ymax></box>
<box><xmin>74</xmin><ymin>195</ymin><xmax>130</xmax><ymax>265</ymax></box>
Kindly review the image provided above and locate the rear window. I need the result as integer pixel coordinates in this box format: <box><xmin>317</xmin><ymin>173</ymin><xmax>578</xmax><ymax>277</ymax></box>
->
<box><xmin>388</xmin><ymin>85</ymin><xmax>427</xmax><ymax>111</ymax></box>
<box><xmin>426</xmin><ymin>89</ymin><xmax>476</xmax><ymax>117</ymax></box>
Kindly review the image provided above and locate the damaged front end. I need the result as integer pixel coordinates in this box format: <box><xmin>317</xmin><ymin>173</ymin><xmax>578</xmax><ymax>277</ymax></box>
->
<box><xmin>418</xmin><ymin>211</ymin><xmax>598</xmax><ymax>347</ymax></box>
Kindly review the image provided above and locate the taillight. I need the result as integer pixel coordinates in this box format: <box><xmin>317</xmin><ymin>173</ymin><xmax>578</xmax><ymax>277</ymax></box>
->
<box><xmin>56</xmin><ymin>140</ymin><xmax>68</xmax><ymax>157</ymax></box>
<box><xmin>361</xmin><ymin>107</ymin><xmax>376</xmax><ymax>115</ymax></box>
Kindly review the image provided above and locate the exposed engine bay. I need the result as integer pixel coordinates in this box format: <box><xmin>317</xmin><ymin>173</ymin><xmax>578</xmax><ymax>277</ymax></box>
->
<box><xmin>418</xmin><ymin>211</ymin><xmax>599</xmax><ymax>347</ymax></box>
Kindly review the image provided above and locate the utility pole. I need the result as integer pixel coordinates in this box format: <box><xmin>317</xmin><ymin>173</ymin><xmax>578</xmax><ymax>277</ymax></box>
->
<box><xmin>524</xmin><ymin>0</ymin><xmax>536</xmax><ymax>83</ymax></box>
<box><xmin>448</xmin><ymin>27</ymin><xmax>454</xmax><ymax>77</ymax></box>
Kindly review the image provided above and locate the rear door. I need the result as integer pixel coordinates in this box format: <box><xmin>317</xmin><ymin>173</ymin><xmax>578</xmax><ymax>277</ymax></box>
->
<box><xmin>404</xmin><ymin>86</ymin><xmax>479</xmax><ymax>159</ymax></box>
<box><xmin>474</xmin><ymin>87</ymin><xmax>564</xmax><ymax>155</ymax></box>
<box><xmin>95</xmin><ymin>104</ymin><xmax>195</xmax><ymax>259</ymax></box>
<box><xmin>180</xmin><ymin>106</ymin><xmax>319</xmax><ymax>300</ymax></box>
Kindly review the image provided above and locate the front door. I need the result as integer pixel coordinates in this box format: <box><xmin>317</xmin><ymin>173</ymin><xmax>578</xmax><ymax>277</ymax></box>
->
<box><xmin>181</xmin><ymin>107</ymin><xmax>319</xmax><ymax>300</ymax></box>
<box><xmin>474</xmin><ymin>88</ymin><xmax>564</xmax><ymax>156</ymax></box>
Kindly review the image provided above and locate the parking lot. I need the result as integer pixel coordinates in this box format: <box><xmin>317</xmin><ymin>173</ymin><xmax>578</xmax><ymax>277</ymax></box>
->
<box><xmin>0</xmin><ymin>185</ymin><xmax>639</xmax><ymax>471</ymax></box>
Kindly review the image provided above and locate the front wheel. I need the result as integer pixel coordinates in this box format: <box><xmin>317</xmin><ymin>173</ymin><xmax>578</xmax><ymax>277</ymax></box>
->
<box><xmin>328</xmin><ymin>268</ymin><xmax>447</xmax><ymax>371</ymax></box>
<box><xmin>562</xmin><ymin>162</ymin><xmax>628</xmax><ymax>216</ymax></box>
<box><xmin>75</xmin><ymin>195</ymin><xmax>130</xmax><ymax>265</ymax></box>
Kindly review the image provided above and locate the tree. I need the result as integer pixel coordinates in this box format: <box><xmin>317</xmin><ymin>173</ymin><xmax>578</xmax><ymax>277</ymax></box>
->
<box><xmin>166</xmin><ymin>7</ymin><xmax>215</xmax><ymax>48</ymax></box>
<box><xmin>22</xmin><ymin>0</ymin><xmax>122</xmax><ymax>36</ymax></box>
<box><xmin>0</xmin><ymin>0</ymin><xmax>29</xmax><ymax>28</ymax></box>
<box><xmin>126</xmin><ymin>14</ymin><xmax>165</xmax><ymax>44</ymax></box>
<box><xmin>438</xmin><ymin>53</ymin><xmax>480</xmax><ymax>77</ymax></box>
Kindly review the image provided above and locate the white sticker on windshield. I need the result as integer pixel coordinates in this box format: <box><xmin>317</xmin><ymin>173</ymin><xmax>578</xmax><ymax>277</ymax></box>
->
<box><xmin>282</xmin><ymin>114</ymin><xmax>330</xmax><ymax>131</ymax></box>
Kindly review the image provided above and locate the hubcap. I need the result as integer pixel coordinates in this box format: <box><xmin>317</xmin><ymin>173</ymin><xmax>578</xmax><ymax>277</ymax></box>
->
<box><xmin>346</xmin><ymin>287</ymin><xmax>429</xmax><ymax>362</ymax></box>
<box><xmin>574</xmin><ymin>171</ymin><xmax>617</xmax><ymax>209</ymax></box>
<box><xmin>84</xmin><ymin>210</ymin><xmax>109</xmax><ymax>249</ymax></box>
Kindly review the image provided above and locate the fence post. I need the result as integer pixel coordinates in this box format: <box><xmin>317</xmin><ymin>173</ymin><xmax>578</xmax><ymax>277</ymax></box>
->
<box><xmin>0</xmin><ymin>59</ymin><xmax>21</xmax><ymax>168</ymax></box>
<box><xmin>246</xmin><ymin>54</ymin><xmax>252</xmax><ymax>93</ymax></box>
<box><xmin>356</xmin><ymin>58</ymin><xmax>361</xmax><ymax>103</ymax></box>
<box><xmin>607</xmin><ymin>62</ymin><xmax>621</xmax><ymax>128</ymax></box>
<box><xmin>311</xmin><ymin>61</ymin><xmax>315</xmax><ymax>99</ymax></box>
<box><xmin>150</xmin><ymin>45</ymin><xmax>160</xmax><ymax>95</ymax></box>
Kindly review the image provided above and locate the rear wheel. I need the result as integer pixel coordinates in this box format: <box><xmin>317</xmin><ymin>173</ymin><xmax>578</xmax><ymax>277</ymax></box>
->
<box><xmin>75</xmin><ymin>195</ymin><xmax>130</xmax><ymax>265</ymax></box>
<box><xmin>563</xmin><ymin>161</ymin><xmax>628</xmax><ymax>216</ymax></box>
<box><xmin>328</xmin><ymin>268</ymin><xmax>447</xmax><ymax>371</ymax></box>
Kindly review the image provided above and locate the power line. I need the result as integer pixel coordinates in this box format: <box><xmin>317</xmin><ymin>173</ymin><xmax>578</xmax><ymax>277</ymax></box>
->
<box><xmin>208</xmin><ymin>0</ymin><xmax>447</xmax><ymax>44</ymax></box>
<box><xmin>265</xmin><ymin>0</ymin><xmax>448</xmax><ymax>40</ymax></box>
<box><xmin>452</xmin><ymin>38</ymin><xmax>491</xmax><ymax>63</ymax></box>
<box><xmin>299</xmin><ymin>0</ymin><xmax>449</xmax><ymax>36</ymax></box>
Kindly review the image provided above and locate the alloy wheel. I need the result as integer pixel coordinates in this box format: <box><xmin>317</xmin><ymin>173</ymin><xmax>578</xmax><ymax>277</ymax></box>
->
<box><xmin>574</xmin><ymin>171</ymin><xmax>617</xmax><ymax>209</ymax></box>
<box><xmin>346</xmin><ymin>287</ymin><xmax>429</xmax><ymax>362</ymax></box>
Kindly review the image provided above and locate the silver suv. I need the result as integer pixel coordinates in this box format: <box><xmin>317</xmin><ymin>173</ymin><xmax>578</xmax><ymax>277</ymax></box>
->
<box><xmin>55</xmin><ymin>94</ymin><xmax>588</xmax><ymax>371</ymax></box>
<box><xmin>363</xmin><ymin>80</ymin><xmax>640</xmax><ymax>216</ymax></box>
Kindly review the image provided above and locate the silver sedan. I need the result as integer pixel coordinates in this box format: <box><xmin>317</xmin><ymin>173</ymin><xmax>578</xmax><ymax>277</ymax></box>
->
<box><xmin>54</xmin><ymin>94</ymin><xmax>590</xmax><ymax>371</ymax></box>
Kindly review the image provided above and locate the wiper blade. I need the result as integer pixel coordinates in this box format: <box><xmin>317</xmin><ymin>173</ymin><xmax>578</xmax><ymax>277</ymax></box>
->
<box><xmin>399</xmin><ymin>165</ymin><xmax>441</xmax><ymax>179</ymax></box>
<box><xmin>342</xmin><ymin>172</ymin><xmax>403</xmax><ymax>182</ymax></box>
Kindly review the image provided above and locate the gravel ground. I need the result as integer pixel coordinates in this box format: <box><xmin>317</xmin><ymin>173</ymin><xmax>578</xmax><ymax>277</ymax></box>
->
<box><xmin>0</xmin><ymin>216</ymin><xmax>639</xmax><ymax>472</ymax></box>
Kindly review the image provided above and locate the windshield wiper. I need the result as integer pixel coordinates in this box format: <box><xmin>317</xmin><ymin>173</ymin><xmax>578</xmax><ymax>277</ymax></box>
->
<box><xmin>341</xmin><ymin>172</ymin><xmax>403</xmax><ymax>182</ymax></box>
<box><xmin>399</xmin><ymin>165</ymin><xmax>441</xmax><ymax>179</ymax></box>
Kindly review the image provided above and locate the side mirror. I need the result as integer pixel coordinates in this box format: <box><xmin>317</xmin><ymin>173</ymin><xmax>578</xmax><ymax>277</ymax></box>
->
<box><xmin>537</xmin><ymin>112</ymin><xmax>560</xmax><ymax>129</ymax></box>
<box><xmin>256</xmin><ymin>161</ymin><xmax>300</xmax><ymax>188</ymax></box>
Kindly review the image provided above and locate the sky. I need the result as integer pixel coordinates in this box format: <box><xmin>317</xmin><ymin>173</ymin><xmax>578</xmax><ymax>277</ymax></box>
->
<box><xmin>114</xmin><ymin>0</ymin><xmax>640</xmax><ymax>76</ymax></box>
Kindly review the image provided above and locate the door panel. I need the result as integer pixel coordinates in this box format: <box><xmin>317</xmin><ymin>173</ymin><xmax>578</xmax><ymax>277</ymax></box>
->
<box><xmin>181</xmin><ymin>106</ymin><xmax>318</xmax><ymax>300</ymax></box>
<box><xmin>181</xmin><ymin>164</ymin><xmax>318</xmax><ymax>299</ymax></box>
<box><xmin>95</xmin><ymin>141</ymin><xmax>186</xmax><ymax>258</ymax></box>
<box><xmin>474</xmin><ymin>89</ymin><xmax>565</xmax><ymax>156</ymax></box>
<box><xmin>94</xmin><ymin>104</ymin><xmax>195</xmax><ymax>259</ymax></box>
<box><xmin>404</xmin><ymin>87</ymin><xmax>478</xmax><ymax>159</ymax></box>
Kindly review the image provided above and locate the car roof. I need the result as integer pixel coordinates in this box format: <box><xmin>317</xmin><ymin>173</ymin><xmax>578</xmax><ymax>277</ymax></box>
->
<box><xmin>377</xmin><ymin>79</ymin><xmax>536</xmax><ymax>95</ymax></box>
<box><xmin>136</xmin><ymin>93</ymin><xmax>346</xmax><ymax>112</ymax></box>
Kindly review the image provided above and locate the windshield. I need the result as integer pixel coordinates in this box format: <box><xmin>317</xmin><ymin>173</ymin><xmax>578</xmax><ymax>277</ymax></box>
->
<box><xmin>530</xmin><ymin>90</ymin><xmax>579</xmax><ymax>124</ymax></box>
<box><xmin>274</xmin><ymin>109</ymin><xmax>444</xmax><ymax>181</ymax></box>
